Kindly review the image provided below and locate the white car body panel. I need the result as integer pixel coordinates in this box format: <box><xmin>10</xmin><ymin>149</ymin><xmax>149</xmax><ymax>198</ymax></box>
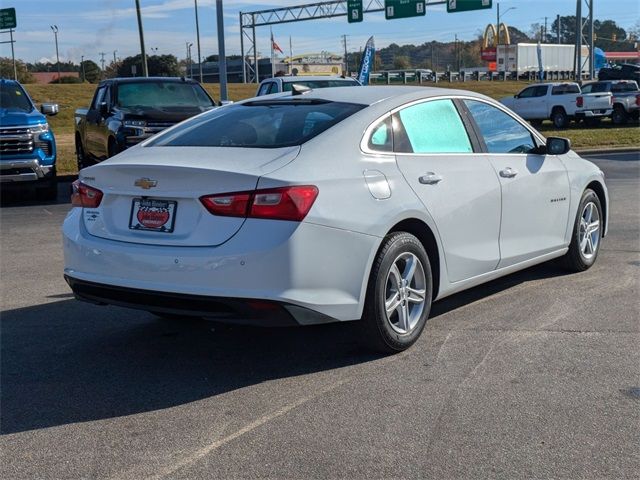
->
<box><xmin>63</xmin><ymin>86</ymin><xmax>609</xmax><ymax>324</ymax></box>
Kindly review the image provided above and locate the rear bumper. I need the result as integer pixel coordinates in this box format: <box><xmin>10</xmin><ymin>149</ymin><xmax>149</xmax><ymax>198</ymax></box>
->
<box><xmin>64</xmin><ymin>276</ymin><xmax>306</xmax><ymax>326</ymax></box>
<box><xmin>574</xmin><ymin>109</ymin><xmax>613</xmax><ymax>118</ymax></box>
<box><xmin>63</xmin><ymin>208</ymin><xmax>379</xmax><ymax>323</ymax></box>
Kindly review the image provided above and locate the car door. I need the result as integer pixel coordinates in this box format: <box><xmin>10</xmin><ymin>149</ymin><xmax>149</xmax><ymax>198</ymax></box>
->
<box><xmin>392</xmin><ymin>98</ymin><xmax>501</xmax><ymax>283</ymax></box>
<box><xmin>93</xmin><ymin>84</ymin><xmax>111</xmax><ymax>159</ymax></box>
<box><xmin>85</xmin><ymin>85</ymin><xmax>106</xmax><ymax>158</ymax></box>
<box><xmin>529</xmin><ymin>85</ymin><xmax>550</xmax><ymax>119</ymax></box>
<box><xmin>463</xmin><ymin>99</ymin><xmax>571</xmax><ymax>268</ymax></box>
<box><xmin>509</xmin><ymin>86</ymin><xmax>538</xmax><ymax>118</ymax></box>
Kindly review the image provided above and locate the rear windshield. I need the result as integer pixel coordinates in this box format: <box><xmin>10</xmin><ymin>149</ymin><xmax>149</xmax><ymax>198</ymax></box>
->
<box><xmin>148</xmin><ymin>100</ymin><xmax>365</xmax><ymax>148</ymax></box>
<box><xmin>551</xmin><ymin>84</ymin><xmax>580</xmax><ymax>95</ymax></box>
<box><xmin>282</xmin><ymin>80</ymin><xmax>358</xmax><ymax>91</ymax></box>
<box><xmin>611</xmin><ymin>82</ymin><xmax>639</xmax><ymax>93</ymax></box>
<box><xmin>116</xmin><ymin>81</ymin><xmax>213</xmax><ymax>109</ymax></box>
<box><xmin>0</xmin><ymin>83</ymin><xmax>33</xmax><ymax>112</ymax></box>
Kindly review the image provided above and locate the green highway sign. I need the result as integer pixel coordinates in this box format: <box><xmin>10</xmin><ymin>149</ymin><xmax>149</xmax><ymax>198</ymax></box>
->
<box><xmin>347</xmin><ymin>0</ymin><xmax>363</xmax><ymax>23</ymax></box>
<box><xmin>0</xmin><ymin>7</ymin><xmax>17</xmax><ymax>30</ymax></box>
<box><xmin>385</xmin><ymin>0</ymin><xmax>426</xmax><ymax>20</ymax></box>
<box><xmin>447</xmin><ymin>0</ymin><xmax>492</xmax><ymax>13</ymax></box>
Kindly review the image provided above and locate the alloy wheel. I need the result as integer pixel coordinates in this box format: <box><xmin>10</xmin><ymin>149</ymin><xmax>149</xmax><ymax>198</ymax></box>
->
<box><xmin>384</xmin><ymin>252</ymin><xmax>427</xmax><ymax>334</ymax></box>
<box><xmin>579</xmin><ymin>201</ymin><xmax>600</xmax><ymax>260</ymax></box>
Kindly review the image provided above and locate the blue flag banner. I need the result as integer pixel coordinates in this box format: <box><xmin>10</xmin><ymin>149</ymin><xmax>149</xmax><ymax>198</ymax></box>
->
<box><xmin>357</xmin><ymin>36</ymin><xmax>375</xmax><ymax>85</ymax></box>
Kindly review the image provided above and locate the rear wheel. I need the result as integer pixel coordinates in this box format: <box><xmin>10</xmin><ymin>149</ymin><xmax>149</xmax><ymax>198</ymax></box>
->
<box><xmin>611</xmin><ymin>106</ymin><xmax>628</xmax><ymax>126</ymax></box>
<box><xmin>76</xmin><ymin>136</ymin><xmax>91</xmax><ymax>171</ymax></box>
<box><xmin>360</xmin><ymin>232</ymin><xmax>433</xmax><ymax>353</ymax></box>
<box><xmin>551</xmin><ymin>107</ymin><xmax>569</xmax><ymax>129</ymax></box>
<box><xmin>561</xmin><ymin>189</ymin><xmax>602</xmax><ymax>272</ymax></box>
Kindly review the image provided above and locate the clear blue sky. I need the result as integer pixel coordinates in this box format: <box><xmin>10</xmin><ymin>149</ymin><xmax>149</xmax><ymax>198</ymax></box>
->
<box><xmin>3</xmin><ymin>0</ymin><xmax>639</xmax><ymax>65</ymax></box>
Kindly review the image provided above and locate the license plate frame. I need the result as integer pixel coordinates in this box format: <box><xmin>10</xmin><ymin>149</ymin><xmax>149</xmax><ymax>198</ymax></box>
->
<box><xmin>129</xmin><ymin>198</ymin><xmax>177</xmax><ymax>233</ymax></box>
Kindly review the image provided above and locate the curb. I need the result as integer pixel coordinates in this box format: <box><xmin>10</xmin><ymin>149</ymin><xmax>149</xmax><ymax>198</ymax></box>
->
<box><xmin>576</xmin><ymin>147</ymin><xmax>639</xmax><ymax>155</ymax></box>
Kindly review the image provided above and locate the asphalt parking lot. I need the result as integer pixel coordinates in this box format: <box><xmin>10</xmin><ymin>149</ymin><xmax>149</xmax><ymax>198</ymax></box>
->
<box><xmin>1</xmin><ymin>151</ymin><xmax>638</xmax><ymax>479</ymax></box>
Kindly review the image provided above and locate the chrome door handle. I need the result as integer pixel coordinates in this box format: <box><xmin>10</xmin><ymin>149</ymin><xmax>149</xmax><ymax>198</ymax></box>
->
<box><xmin>419</xmin><ymin>172</ymin><xmax>443</xmax><ymax>185</ymax></box>
<box><xmin>499</xmin><ymin>167</ymin><xmax>518</xmax><ymax>178</ymax></box>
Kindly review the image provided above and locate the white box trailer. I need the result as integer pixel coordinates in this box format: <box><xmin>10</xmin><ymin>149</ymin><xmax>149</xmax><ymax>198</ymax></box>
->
<box><xmin>497</xmin><ymin>43</ymin><xmax>590</xmax><ymax>74</ymax></box>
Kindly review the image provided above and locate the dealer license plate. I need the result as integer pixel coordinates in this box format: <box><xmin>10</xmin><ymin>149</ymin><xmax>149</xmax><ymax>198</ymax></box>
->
<box><xmin>129</xmin><ymin>198</ymin><xmax>177</xmax><ymax>233</ymax></box>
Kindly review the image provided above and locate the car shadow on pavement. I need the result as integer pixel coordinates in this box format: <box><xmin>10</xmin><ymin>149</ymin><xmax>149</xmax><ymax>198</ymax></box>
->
<box><xmin>0</xmin><ymin>299</ymin><xmax>380</xmax><ymax>435</ymax></box>
<box><xmin>1</xmin><ymin>262</ymin><xmax>570</xmax><ymax>435</ymax></box>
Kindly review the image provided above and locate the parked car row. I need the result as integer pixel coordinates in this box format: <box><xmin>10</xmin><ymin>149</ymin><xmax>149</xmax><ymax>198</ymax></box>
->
<box><xmin>500</xmin><ymin>80</ymin><xmax>639</xmax><ymax>128</ymax></box>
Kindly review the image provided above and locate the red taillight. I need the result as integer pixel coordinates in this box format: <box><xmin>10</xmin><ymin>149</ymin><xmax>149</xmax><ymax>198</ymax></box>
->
<box><xmin>200</xmin><ymin>185</ymin><xmax>318</xmax><ymax>222</ymax></box>
<box><xmin>71</xmin><ymin>180</ymin><xmax>103</xmax><ymax>208</ymax></box>
<box><xmin>576</xmin><ymin>96</ymin><xmax>583</xmax><ymax>108</ymax></box>
<box><xmin>636</xmin><ymin>94</ymin><xmax>640</xmax><ymax>107</ymax></box>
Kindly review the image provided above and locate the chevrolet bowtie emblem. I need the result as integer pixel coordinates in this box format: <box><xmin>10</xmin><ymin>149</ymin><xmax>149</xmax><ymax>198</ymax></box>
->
<box><xmin>134</xmin><ymin>178</ymin><xmax>157</xmax><ymax>189</ymax></box>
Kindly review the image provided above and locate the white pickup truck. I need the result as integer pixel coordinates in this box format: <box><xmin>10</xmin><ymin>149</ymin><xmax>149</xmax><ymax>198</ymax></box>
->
<box><xmin>500</xmin><ymin>82</ymin><xmax>612</xmax><ymax>128</ymax></box>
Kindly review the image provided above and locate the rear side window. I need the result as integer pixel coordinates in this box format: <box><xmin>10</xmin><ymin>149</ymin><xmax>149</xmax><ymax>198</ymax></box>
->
<box><xmin>465</xmin><ymin>100</ymin><xmax>536</xmax><ymax>154</ymax></box>
<box><xmin>394</xmin><ymin>99</ymin><xmax>472</xmax><ymax>154</ymax></box>
<box><xmin>148</xmin><ymin>100</ymin><xmax>365</xmax><ymax>148</ymax></box>
<box><xmin>367</xmin><ymin>117</ymin><xmax>393</xmax><ymax>152</ymax></box>
<box><xmin>552</xmin><ymin>84</ymin><xmax>580</xmax><ymax>95</ymax></box>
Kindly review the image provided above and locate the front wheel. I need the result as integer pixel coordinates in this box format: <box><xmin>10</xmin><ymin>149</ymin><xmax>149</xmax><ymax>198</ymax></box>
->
<box><xmin>360</xmin><ymin>232</ymin><xmax>433</xmax><ymax>353</ymax></box>
<box><xmin>561</xmin><ymin>189</ymin><xmax>603</xmax><ymax>272</ymax></box>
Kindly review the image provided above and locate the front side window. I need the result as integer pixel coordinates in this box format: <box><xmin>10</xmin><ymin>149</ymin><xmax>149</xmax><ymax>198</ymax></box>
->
<box><xmin>257</xmin><ymin>82</ymin><xmax>271</xmax><ymax>96</ymax></box>
<box><xmin>91</xmin><ymin>86</ymin><xmax>106</xmax><ymax>110</ymax></box>
<box><xmin>464</xmin><ymin>100</ymin><xmax>537</xmax><ymax>154</ymax></box>
<box><xmin>395</xmin><ymin>99</ymin><xmax>472</xmax><ymax>154</ymax></box>
<box><xmin>148</xmin><ymin>99</ymin><xmax>365</xmax><ymax>149</ymax></box>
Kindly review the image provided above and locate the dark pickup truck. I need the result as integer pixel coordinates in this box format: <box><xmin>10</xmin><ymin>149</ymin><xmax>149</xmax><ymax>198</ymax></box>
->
<box><xmin>75</xmin><ymin>77</ymin><xmax>216</xmax><ymax>169</ymax></box>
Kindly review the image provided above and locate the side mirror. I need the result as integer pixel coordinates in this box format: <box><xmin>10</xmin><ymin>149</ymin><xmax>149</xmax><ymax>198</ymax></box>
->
<box><xmin>99</xmin><ymin>102</ymin><xmax>109</xmax><ymax>117</ymax></box>
<box><xmin>40</xmin><ymin>103</ymin><xmax>59</xmax><ymax>116</ymax></box>
<box><xmin>546</xmin><ymin>137</ymin><xmax>571</xmax><ymax>155</ymax></box>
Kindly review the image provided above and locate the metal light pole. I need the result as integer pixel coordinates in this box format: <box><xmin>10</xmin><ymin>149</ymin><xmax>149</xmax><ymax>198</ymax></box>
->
<box><xmin>216</xmin><ymin>0</ymin><xmax>228</xmax><ymax>101</ymax></box>
<box><xmin>135</xmin><ymin>0</ymin><xmax>149</xmax><ymax>77</ymax></box>
<box><xmin>194</xmin><ymin>0</ymin><xmax>203</xmax><ymax>82</ymax></box>
<box><xmin>80</xmin><ymin>55</ymin><xmax>85</xmax><ymax>82</ymax></box>
<box><xmin>50</xmin><ymin>25</ymin><xmax>60</xmax><ymax>82</ymax></box>
<box><xmin>187</xmin><ymin>42</ymin><xmax>193</xmax><ymax>78</ymax></box>
<box><xmin>496</xmin><ymin>3</ymin><xmax>516</xmax><ymax>45</ymax></box>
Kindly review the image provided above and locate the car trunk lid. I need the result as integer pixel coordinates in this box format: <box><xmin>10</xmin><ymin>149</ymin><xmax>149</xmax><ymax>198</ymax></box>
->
<box><xmin>79</xmin><ymin>145</ymin><xmax>300</xmax><ymax>246</ymax></box>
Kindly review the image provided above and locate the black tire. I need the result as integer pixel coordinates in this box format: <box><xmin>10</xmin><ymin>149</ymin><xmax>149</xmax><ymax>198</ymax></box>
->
<box><xmin>560</xmin><ymin>189</ymin><xmax>603</xmax><ymax>272</ymax></box>
<box><xmin>530</xmin><ymin>119</ymin><xmax>543</xmax><ymax>128</ymax></box>
<box><xmin>107</xmin><ymin>137</ymin><xmax>120</xmax><ymax>158</ymax></box>
<box><xmin>551</xmin><ymin>107</ymin><xmax>569</xmax><ymax>129</ymax></box>
<box><xmin>584</xmin><ymin>117</ymin><xmax>601</xmax><ymax>127</ymax></box>
<box><xmin>360</xmin><ymin>232</ymin><xmax>433</xmax><ymax>353</ymax></box>
<box><xmin>611</xmin><ymin>106</ymin><xmax>628</xmax><ymax>126</ymax></box>
<box><xmin>36</xmin><ymin>169</ymin><xmax>57</xmax><ymax>201</ymax></box>
<box><xmin>76</xmin><ymin>136</ymin><xmax>89</xmax><ymax>171</ymax></box>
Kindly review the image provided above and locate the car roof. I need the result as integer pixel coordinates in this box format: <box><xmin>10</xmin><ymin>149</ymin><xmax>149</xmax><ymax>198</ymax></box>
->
<box><xmin>101</xmin><ymin>77</ymin><xmax>200</xmax><ymax>85</ymax></box>
<box><xmin>267</xmin><ymin>76</ymin><xmax>358</xmax><ymax>83</ymax></box>
<box><xmin>251</xmin><ymin>85</ymin><xmax>493</xmax><ymax>107</ymax></box>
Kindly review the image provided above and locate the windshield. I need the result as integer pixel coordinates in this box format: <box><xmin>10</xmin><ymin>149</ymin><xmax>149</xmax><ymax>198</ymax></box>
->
<box><xmin>116</xmin><ymin>81</ymin><xmax>213</xmax><ymax>109</ymax></box>
<box><xmin>282</xmin><ymin>80</ymin><xmax>357</xmax><ymax>92</ymax></box>
<box><xmin>0</xmin><ymin>84</ymin><xmax>33</xmax><ymax>112</ymax></box>
<box><xmin>148</xmin><ymin>100</ymin><xmax>365</xmax><ymax>149</ymax></box>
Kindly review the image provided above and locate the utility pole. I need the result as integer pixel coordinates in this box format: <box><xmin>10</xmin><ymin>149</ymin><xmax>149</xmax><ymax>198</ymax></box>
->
<box><xmin>216</xmin><ymin>0</ymin><xmax>228</xmax><ymax>101</ymax></box>
<box><xmin>557</xmin><ymin>14</ymin><xmax>561</xmax><ymax>44</ymax></box>
<box><xmin>99</xmin><ymin>52</ymin><xmax>106</xmax><ymax>72</ymax></box>
<box><xmin>496</xmin><ymin>2</ymin><xmax>500</xmax><ymax>46</ymax></box>
<box><xmin>113</xmin><ymin>50</ymin><xmax>117</xmax><ymax>64</ymax></box>
<box><xmin>50</xmin><ymin>25</ymin><xmax>60</xmax><ymax>82</ymax></box>
<box><xmin>186</xmin><ymin>42</ymin><xmax>193</xmax><ymax>78</ymax></box>
<box><xmin>134</xmin><ymin>0</ymin><xmax>149</xmax><ymax>77</ymax></box>
<box><xmin>342</xmin><ymin>34</ymin><xmax>349</xmax><ymax>76</ymax></box>
<box><xmin>80</xmin><ymin>55</ymin><xmax>85</xmax><ymax>82</ymax></box>
<box><xmin>544</xmin><ymin>17</ymin><xmax>548</xmax><ymax>43</ymax></box>
<box><xmin>194</xmin><ymin>0</ymin><xmax>203</xmax><ymax>82</ymax></box>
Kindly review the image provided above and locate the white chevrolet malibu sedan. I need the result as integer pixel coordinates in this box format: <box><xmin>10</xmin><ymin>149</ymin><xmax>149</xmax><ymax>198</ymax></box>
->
<box><xmin>63</xmin><ymin>86</ymin><xmax>608</xmax><ymax>352</ymax></box>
